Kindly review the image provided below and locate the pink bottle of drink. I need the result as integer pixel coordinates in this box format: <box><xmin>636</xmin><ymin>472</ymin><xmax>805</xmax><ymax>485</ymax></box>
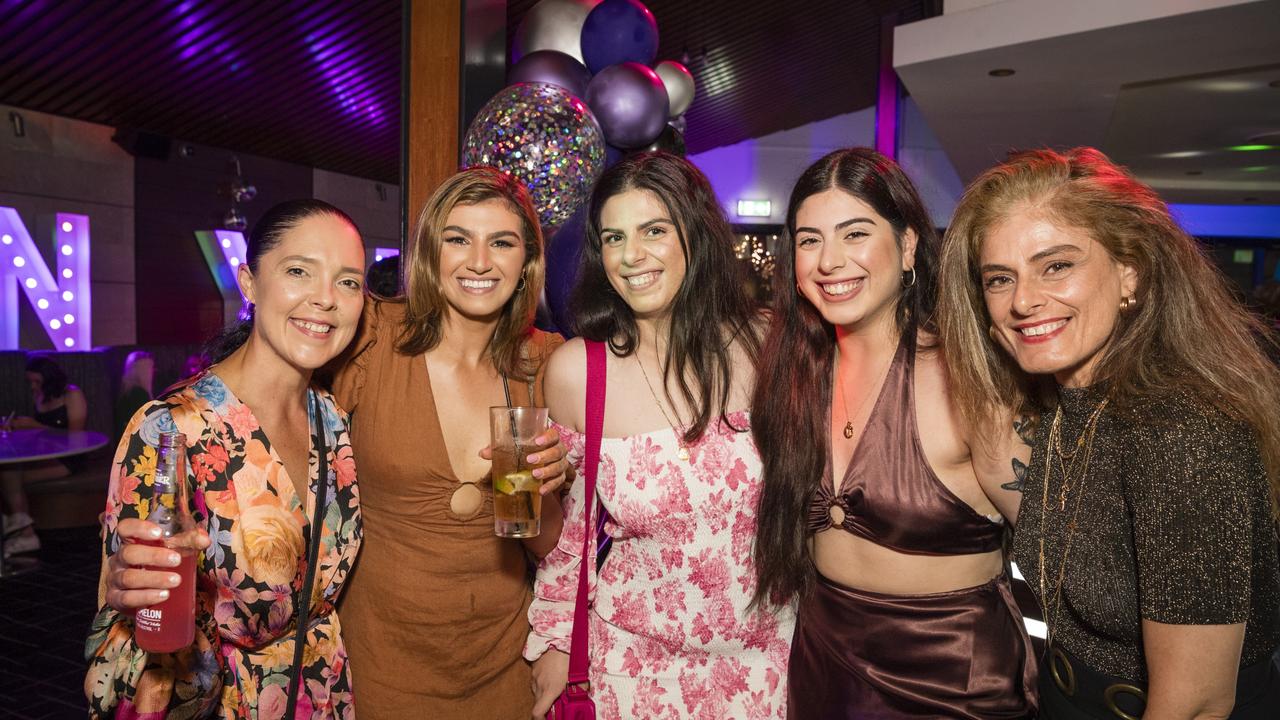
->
<box><xmin>135</xmin><ymin>431</ymin><xmax>198</xmax><ymax>654</ymax></box>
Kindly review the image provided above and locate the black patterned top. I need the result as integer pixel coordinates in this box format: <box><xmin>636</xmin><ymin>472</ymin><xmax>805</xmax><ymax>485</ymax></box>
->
<box><xmin>1013</xmin><ymin>384</ymin><xmax>1279</xmax><ymax>681</ymax></box>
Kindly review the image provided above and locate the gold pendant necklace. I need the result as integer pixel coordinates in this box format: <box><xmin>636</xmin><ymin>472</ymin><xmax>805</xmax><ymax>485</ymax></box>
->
<box><xmin>637</xmin><ymin>352</ymin><xmax>691</xmax><ymax>462</ymax></box>
<box><xmin>835</xmin><ymin>346</ymin><xmax>894</xmax><ymax>444</ymax></box>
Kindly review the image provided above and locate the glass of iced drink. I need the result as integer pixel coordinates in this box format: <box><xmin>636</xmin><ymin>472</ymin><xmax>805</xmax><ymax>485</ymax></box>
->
<box><xmin>490</xmin><ymin>406</ymin><xmax>549</xmax><ymax>538</ymax></box>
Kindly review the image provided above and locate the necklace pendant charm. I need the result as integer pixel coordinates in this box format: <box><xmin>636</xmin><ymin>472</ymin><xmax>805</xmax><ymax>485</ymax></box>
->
<box><xmin>843</xmin><ymin>421</ymin><xmax>855</xmax><ymax>439</ymax></box>
<box><xmin>677</xmin><ymin>446</ymin><xmax>691</xmax><ymax>462</ymax></box>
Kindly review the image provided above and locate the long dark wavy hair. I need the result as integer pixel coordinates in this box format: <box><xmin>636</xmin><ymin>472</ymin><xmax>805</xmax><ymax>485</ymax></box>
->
<box><xmin>751</xmin><ymin>148</ymin><xmax>940</xmax><ymax>606</ymax></box>
<box><xmin>204</xmin><ymin>200</ymin><xmax>360</xmax><ymax>364</ymax></box>
<box><xmin>572</xmin><ymin>151</ymin><xmax>761</xmax><ymax>443</ymax></box>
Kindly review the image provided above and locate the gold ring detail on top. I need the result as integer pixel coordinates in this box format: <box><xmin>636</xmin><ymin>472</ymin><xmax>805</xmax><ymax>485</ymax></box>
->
<box><xmin>1049</xmin><ymin>646</ymin><xmax>1077</xmax><ymax>696</ymax></box>
<box><xmin>1103</xmin><ymin>683</ymin><xmax>1147</xmax><ymax>720</ymax></box>
<box><xmin>828</xmin><ymin>504</ymin><xmax>846</xmax><ymax>525</ymax></box>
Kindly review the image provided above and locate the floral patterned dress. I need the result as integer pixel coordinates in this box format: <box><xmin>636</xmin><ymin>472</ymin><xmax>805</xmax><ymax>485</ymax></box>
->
<box><xmin>85</xmin><ymin>373</ymin><xmax>362</xmax><ymax>720</ymax></box>
<box><xmin>525</xmin><ymin>412</ymin><xmax>794</xmax><ymax>719</ymax></box>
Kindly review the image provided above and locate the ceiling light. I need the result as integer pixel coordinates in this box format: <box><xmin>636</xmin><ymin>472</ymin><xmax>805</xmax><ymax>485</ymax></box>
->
<box><xmin>1228</xmin><ymin>144</ymin><xmax>1275</xmax><ymax>152</ymax></box>
<box><xmin>988</xmin><ymin>68</ymin><xmax>1015</xmax><ymax>77</ymax></box>
<box><xmin>1242</xmin><ymin>166</ymin><xmax>1268</xmax><ymax>173</ymax></box>
<box><xmin>1157</xmin><ymin>150</ymin><xmax>1205</xmax><ymax>159</ymax></box>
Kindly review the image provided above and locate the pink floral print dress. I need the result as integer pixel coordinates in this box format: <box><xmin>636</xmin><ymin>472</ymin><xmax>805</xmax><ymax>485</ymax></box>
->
<box><xmin>85</xmin><ymin>372</ymin><xmax>362</xmax><ymax>720</ymax></box>
<box><xmin>525</xmin><ymin>411</ymin><xmax>794</xmax><ymax>719</ymax></box>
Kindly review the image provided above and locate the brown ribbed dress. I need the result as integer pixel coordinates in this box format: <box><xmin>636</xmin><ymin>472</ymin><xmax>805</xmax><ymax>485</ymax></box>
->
<box><xmin>330</xmin><ymin>300</ymin><xmax>562</xmax><ymax>720</ymax></box>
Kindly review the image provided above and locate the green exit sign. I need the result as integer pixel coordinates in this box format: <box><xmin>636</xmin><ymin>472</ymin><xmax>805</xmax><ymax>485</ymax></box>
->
<box><xmin>1234</xmin><ymin>249</ymin><xmax>1254</xmax><ymax>264</ymax></box>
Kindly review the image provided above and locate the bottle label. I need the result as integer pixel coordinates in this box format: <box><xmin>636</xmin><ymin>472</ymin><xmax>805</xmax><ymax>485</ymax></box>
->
<box><xmin>137</xmin><ymin>607</ymin><xmax>162</xmax><ymax>633</ymax></box>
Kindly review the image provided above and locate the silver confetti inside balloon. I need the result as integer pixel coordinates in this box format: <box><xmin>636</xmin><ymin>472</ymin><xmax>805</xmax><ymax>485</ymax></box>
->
<box><xmin>462</xmin><ymin>82</ymin><xmax>608</xmax><ymax>229</ymax></box>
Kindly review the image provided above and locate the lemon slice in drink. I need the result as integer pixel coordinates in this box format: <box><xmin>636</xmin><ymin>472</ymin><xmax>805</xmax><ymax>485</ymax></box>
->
<box><xmin>495</xmin><ymin>470</ymin><xmax>538</xmax><ymax>495</ymax></box>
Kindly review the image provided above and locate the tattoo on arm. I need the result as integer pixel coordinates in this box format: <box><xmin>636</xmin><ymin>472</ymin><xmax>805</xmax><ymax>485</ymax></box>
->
<box><xmin>1013</xmin><ymin>415</ymin><xmax>1035</xmax><ymax>445</ymax></box>
<box><xmin>1002</xmin><ymin>458</ymin><xmax>1027</xmax><ymax>492</ymax></box>
<box><xmin>1001</xmin><ymin>415</ymin><xmax>1033</xmax><ymax>492</ymax></box>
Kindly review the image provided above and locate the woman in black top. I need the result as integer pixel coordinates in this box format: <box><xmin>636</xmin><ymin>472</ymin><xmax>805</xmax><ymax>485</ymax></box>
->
<box><xmin>2</xmin><ymin>355</ymin><xmax>89</xmax><ymax>555</ymax></box>
<box><xmin>938</xmin><ymin>147</ymin><xmax>1280</xmax><ymax>718</ymax></box>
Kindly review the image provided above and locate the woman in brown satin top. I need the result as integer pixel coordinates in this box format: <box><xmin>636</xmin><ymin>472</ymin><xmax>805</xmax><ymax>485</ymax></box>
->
<box><xmin>329</xmin><ymin>168</ymin><xmax>568</xmax><ymax>719</ymax></box>
<box><xmin>752</xmin><ymin>148</ymin><xmax>1037</xmax><ymax>718</ymax></box>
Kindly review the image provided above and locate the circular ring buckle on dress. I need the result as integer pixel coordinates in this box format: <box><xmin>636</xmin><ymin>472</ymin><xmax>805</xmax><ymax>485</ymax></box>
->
<box><xmin>1050</xmin><ymin>646</ymin><xmax>1077</xmax><ymax>696</ymax></box>
<box><xmin>1103</xmin><ymin>683</ymin><xmax>1146</xmax><ymax>720</ymax></box>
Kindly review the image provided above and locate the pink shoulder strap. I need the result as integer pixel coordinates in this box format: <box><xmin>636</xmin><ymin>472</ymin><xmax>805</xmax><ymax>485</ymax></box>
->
<box><xmin>567</xmin><ymin>340</ymin><xmax>606</xmax><ymax>685</ymax></box>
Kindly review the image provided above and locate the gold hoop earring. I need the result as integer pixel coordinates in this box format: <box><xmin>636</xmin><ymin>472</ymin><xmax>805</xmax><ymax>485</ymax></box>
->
<box><xmin>903</xmin><ymin>267</ymin><xmax>916</xmax><ymax>288</ymax></box>
<box><xmin>516</xmin><ymin>271</ymin><xmax>527</xmax><ymax>292</ymax></box>
<box><xmin>1120</xmin><ymin>296</ymin><xmax>1134</xmax><ymax>310</ymax></box>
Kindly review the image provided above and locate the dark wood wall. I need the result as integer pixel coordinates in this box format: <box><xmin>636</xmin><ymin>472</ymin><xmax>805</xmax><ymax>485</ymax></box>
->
<box><xmin>134</xmin><ymin>141</ymin><xmax>313</xmax><ymax>344</ymax></box>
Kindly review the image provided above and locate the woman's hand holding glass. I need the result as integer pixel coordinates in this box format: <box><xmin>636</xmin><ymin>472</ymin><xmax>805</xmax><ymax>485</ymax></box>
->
<box><xmin>104</xmin><ymin>517</ymin><xmax>211</xmax><ymax>613</ymax></box>
<box><xmin>480</xmin><ymin>428</ymin><xmax>570</xmax><ymax>496</ymax></box>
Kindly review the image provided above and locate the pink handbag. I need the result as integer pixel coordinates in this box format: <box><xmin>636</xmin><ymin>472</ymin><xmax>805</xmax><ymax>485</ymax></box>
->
<box><xmin>548</xmin><ymin>340</ymin><xmax>606</xmax><ymax>720</ymax></box>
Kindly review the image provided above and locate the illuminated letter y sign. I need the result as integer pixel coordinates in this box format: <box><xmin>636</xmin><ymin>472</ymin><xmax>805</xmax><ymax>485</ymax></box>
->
<box><xmin>0</xmin><ymin>208</ymin><xmax>91</xmax><ymax>350</ymax></box>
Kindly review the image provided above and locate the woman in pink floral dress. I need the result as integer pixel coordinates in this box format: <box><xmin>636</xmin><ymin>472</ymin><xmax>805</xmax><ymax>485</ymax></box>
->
<box><xmin>527</xmin><ymin>153</ymin><xmax>794</xmax><ymax>719</ymax></box>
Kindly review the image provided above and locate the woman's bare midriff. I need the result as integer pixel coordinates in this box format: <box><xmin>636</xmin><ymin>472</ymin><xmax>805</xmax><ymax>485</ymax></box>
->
<box><xmin>813</xmin><ymin>529</ymin><xmax>1003</xmax><ymax>595</ymax></box>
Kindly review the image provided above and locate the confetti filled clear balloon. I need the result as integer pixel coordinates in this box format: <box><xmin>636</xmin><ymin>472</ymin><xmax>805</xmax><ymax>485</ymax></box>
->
<box><xmin>462</xmin><ymin>82</ymin><xmax>608</xmax><ymax>229</ymax></box>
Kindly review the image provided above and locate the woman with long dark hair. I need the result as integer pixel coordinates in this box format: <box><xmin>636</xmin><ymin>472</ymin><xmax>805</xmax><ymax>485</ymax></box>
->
<box><xmin>752</xmin><ymin>148</ymin><xmax>1036</xmax><ymax>718</ymax></box>
<box><xmin>87</xmin><ymin>199</ymin><xmax>367</xmax><ymax>718</ymax></box>
<box><xmin>527</xmin><ymin>152</ymin><xmax>793</xmax><ymax>718</ymax></box>
<box><xmin>939</xmin><ymin>147</ymin><xmax>1280</xmax><ymax>718</ymax></box>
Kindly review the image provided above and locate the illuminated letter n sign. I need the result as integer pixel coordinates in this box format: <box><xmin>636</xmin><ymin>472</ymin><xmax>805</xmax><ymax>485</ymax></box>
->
<box><xmin>0</xmin><ymin>207</ymin><xmax>91</xmax><ymax>350</ymax></box>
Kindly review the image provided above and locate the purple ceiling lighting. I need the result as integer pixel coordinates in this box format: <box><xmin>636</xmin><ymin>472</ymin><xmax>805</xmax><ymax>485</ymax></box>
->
<box><xmin>306</xmin><ymin>26</ymin><xmax>391</xmax><ymax>128</ymax></box>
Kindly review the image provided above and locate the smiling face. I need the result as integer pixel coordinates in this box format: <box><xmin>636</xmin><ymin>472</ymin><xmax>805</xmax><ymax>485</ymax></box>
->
<box><xmin>238</xmin><ymin>213</ymin><xmax>366</xmax><ymax>372</ymax></box>
<box><xmin>436</xmin><ymin>198</ymin><xmax>528</xmax><ymax>322</ymax></box>
<box><xmin>599</xmin><ymin>188</ymin><xmax>688</xmax><ymax>321</ymax></box>
<box><xmin>979</xmin><ymin>208</ymin><xmax>1137</xmax><ymax>387</ymax></box>
<box><xmin>793</xmin><ymin>189</ymin><xmax>917</xmax><ymax>332</ymax></box>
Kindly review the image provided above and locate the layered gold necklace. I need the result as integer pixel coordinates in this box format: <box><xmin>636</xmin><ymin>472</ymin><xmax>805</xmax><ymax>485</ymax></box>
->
<box><xmin>637</xmin><ymin>351</ymin><xmax>692</xmax><ymax>462</ymax></box>
<box><xmin>1039</xmin><ymin>397</ymin><xmax>1108</xmax><ymax>644</ymax></box>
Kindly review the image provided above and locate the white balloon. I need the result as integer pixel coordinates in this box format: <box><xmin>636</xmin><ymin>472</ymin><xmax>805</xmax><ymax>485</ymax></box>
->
<box><xmin>513</xmin><ymin>0</ymin><xmax>601</xmax><ymax>65</ymax></box>
<box><xmin>654</xmin><ymin>60</ymin><xmax>695</xmax><ymax>117</ymax></box>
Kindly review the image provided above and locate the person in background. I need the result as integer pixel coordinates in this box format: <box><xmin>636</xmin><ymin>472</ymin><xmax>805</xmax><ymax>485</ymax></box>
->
<box><xmin>752</xmin><ymin>148</ymin><xmax>1035</xmax><ymax>719</ymax></box>
<box><xmin>86</xmin><ymin>199</ymin><xmax>367</xmax><ymax>719</ymax></box>
<box><xmin>364</xmin><ymin>253</ymin><xmax>401</xmax><ymax>298</ymax></box>
<box><xmin>528</xmin><ymin>152</ymin><xmax>794</xmax><ymax>718</ymax></box>
<box><xmin>938</xmin><ymin>147</ymin><xmax>1280</xmax><ymax>718</ymax></box>
<box><xmin>329</xmin><ymin>167</ymin><xmax>569</xmax><ymax>719</ymax></box>
<box><xmin>1</xmin><ymin>354</ymin><xmax>89</xmax><ymax>555</ymax></box>
<box><xmin>113</xmin><ymin>350</ymin><xmax>154</xmax><ymax>439</ymax></box>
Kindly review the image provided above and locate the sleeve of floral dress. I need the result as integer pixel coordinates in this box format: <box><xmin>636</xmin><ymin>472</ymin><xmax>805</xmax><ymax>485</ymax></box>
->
<box><xmin>525</xmin><ymin>421</ymin><xmax>596</xmax><ymax>661</ymax></box>
<box><xmin>85</xmin><ymin>401</ymin><xmax>221</xmax><ymax>719</ymax></box>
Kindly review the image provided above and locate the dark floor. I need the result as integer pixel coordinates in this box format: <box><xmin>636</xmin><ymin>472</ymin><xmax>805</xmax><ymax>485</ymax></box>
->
<box><xmin>1</xmin><ymin>526</ymin><xmax>101</xmax><ymax>720</ymax></box>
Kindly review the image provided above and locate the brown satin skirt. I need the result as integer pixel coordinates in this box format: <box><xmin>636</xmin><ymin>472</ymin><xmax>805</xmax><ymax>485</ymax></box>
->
<box><xmin>788</xmin><ymin>572</ymin><xmax>1038</xmax><ymax>719</ymax></box>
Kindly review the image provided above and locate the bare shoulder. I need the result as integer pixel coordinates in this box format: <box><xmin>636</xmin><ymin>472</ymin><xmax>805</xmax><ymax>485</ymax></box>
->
<box><xmin>544</xmin><ymin>337</ymin><xmax>587</xmax><ymax>429</ymax></box>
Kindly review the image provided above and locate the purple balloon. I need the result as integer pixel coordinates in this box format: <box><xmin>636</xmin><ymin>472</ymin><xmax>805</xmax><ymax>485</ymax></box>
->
<box><xmin>585</xmin><ymin>62</ymin><xmax>669</xmax><ymax>149</ymax></box>
<box><xmin>580</xmin><ymin>0</ymin><xmax>659</xmax><ymax>74</ymax></box>
<box><xmin>509</xmin><ymin>50</ymin><xmax>592</xmax><ymax>99</ymax></box>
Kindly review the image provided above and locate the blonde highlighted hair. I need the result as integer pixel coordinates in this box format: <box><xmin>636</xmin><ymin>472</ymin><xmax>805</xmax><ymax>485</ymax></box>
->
<box><xmin>398</xmin><ymin>167</ymin><xmax>546</xmax><ymax>379</ymax></box>
<box><xmin>938</xmin><ymin>147</ymin><xmax>1280</xmax><ymax>516</ymax></box>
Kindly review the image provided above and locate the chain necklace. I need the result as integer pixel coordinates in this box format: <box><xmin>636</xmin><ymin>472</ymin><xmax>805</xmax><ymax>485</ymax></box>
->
<box><xmin>835</xmin><ymin>346</ymin><xmax>895</xmax><ymax>441</ymax></box>
<box><xmin>636</xmin><ymin>353</ymin><xmax>691</xmax><ymax>462</ymax></box>
<box><xmin>1038</xmin><ymin>398</ymin><xmax>1107</xmax><ymax>645</ymax></box>
<box><xmin>1048</xmin><ymin>398</ymin><xmax>1109</xmax><ymax>510</ymax></box>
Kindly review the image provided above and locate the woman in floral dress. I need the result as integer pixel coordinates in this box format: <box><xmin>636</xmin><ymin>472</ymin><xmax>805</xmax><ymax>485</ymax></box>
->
<box><xmin>527</xmin><ymin>152</ymin><xmax>794</xmax><ymax>719</ymax></box>
<box><xmin>86</xmin><ymin>200</ymin><xmax>366</xmax><ymax>719</ymax></box>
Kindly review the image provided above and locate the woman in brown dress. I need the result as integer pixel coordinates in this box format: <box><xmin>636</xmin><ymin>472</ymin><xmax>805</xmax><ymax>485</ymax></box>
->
<box><xmin>329</xmin><ymin>168</ymin><xmax>569</xmax><ymax>719</ymax></box>
<box><xmin>752</xmin><ymin>148</ymin><xmax>1037</xmax><ymax>718</ymax></box>
<box><xmin>939</xmin><ymin>147</ymin><xmax>1280</xmax><ymax>718</ymax></box>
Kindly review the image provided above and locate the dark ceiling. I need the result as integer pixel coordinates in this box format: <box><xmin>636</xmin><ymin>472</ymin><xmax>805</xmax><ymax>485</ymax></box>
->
<box><xmin>0</xmin><ymin>0</ymin><xmax>931</xmax><ymax>184</ymax></box>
